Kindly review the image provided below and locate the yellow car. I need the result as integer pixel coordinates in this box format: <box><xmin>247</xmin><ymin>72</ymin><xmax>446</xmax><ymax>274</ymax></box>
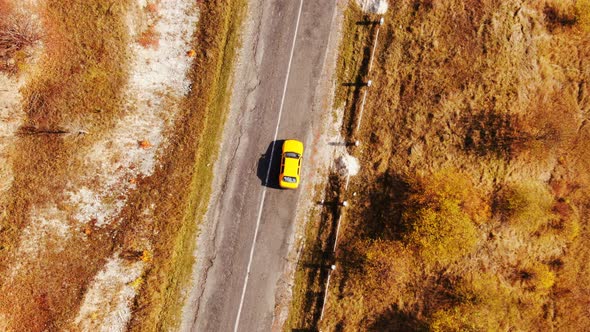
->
<box><xmin>279</xmin><ymin>139</ymin><xmax>304</xmax><ymax>189</ymax></box>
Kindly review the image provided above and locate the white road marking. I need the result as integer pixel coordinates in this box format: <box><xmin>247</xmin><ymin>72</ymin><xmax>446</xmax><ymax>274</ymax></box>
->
<box><xmin>233</xmin><ymin>0</ymin><xmax>304</xmax><ymax>331</ymax></box>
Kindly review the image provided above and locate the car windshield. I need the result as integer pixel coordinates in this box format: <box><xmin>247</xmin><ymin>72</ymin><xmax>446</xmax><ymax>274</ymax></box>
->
<box><xmin>283</xmin><ymin>176</ymin><xmax>297</xmax><ymax>183</ymax></box>
<box><xmin>285</xmin><ymin>152</ymin><xmax>300</xmax><ymax>159</ymax></box>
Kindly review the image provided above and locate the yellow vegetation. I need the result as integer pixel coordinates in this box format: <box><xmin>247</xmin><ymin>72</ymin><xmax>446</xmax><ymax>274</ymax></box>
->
<box><xmin>403</xmin><ymin>171</ymin><xmax>479</xmax><ymax>265</ymax></box>
<box><xmin>576</xmin><ymin>0</ymin><xmax>590</xmax><ymax>31</ymax></box>
<box><xmin>500</xmin><ymin>181</ymin><xmax>555</xmax><ymax>234</ymax></box>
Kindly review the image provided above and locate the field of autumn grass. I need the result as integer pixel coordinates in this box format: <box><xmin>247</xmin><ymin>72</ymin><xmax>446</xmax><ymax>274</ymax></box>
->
<box><xmin>0</xmin><ymin>0</ymin><xmax>244</xmax><ymax>330</ymax></box>
<box><xmin>312</xmin><ymin>0</ymin><xmax>590</xmax><ymax>331</ymax></box>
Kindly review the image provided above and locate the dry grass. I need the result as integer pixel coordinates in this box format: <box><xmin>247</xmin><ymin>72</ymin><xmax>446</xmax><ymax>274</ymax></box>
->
<box><xmin>124</xmin><ymin>0</ymin><xmax>247</xmax><ymax>330</ymax></box>
<box><xmin>319</xmin><ymin>1</ymin><xmax>590</xmax><ymax>330</ymax></box>
<box><xmin>0</xmin><ymin>1</ymin><xmax>132</xmax><ymax>329</ymax></box>
<box><xmin>283</xmin><ymin>176</ymin><xmax>343</xmax><ymax>330</ymax></box>
<box><xmin>0</xmin><ymin>0</ymin><xmax>40</xmax><ymax>74</ymax></box>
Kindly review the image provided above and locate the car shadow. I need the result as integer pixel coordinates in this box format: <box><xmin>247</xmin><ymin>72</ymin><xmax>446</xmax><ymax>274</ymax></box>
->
<box><xmin>257</xmin><ymin>139</ymin><xmax>284</xmax><ymax>189</ymax></box>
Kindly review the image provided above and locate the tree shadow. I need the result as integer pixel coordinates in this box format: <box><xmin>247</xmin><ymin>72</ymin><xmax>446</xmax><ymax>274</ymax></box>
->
<box><xmin>356</xmin><ymin>20</ymin><xmax>380</xmax><ymax>26</ymax></box>
<box><xmin>368</xmin><ymin>306</ymin><xmax>428</xmax><ymax>332</ymax></box>
<box><xmin>257</xmin><ymin>139</ymin><xmax>284</xmax><ymax>189</ymax></box>
<box><xmin>303</xmin><ymin>263</ymin><xmax>332</xmax><ymax>269</ymax></box>
<box><xmin>358</xmin><ymin>172</ymin><xmax>411</xmax><ymax>241</ymax></box>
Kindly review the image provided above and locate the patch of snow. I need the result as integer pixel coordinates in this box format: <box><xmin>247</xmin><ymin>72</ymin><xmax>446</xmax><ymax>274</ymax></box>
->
<box><xmin>7</xmin><ymin>207</ymin><xmax>71</xmax><ymax>280</ymax></box>
<box><xmin>68</xmin><ymin>187</ymin><xmax>126</xmax><ymax>228</ymax></box>
<box><xmin>129</xmin><ymin>3</ymin><xmax>197</xmax><ymax>101</ymax></box>
<box><xmin>0</xmin><ymin>75</ymin><xmax>25</xmax><ymax>196</ymax></box>
<box><xmin>355</xmin><ymin>0</ymin><xmax>388</xmax><ymax>14</ymax></box>
<box><xmin>74</xmin><ymin>256</ymin><xmax>144</xmax><ymax>332</ymax></box>
<box><xmin>336</xmin><ymin>153</ymin><xmax>360</xmax><ymax>177</ymax></box>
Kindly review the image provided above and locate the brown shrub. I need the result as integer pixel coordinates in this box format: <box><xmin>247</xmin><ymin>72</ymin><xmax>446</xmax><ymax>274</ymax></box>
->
<box><xmin>137</xmin><ymin>25</ymin><xmax>159</xmax><ymax>49</ymax></box>
<box><xmin>0</xmin><ymin>4</ymin><xmax>40</xmax><ymax>74</ymax></box>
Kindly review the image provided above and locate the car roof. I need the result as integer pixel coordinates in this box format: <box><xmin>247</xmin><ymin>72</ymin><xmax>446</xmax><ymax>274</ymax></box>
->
<box><xmin>283</xmin><ymin>139</ymin><xmax>304</xmax><ymax>155</ymax></box>
<box><xmin>283</xmin><ymin>156</ymin><xmax>299</xmax><ymax>177</ymax></box>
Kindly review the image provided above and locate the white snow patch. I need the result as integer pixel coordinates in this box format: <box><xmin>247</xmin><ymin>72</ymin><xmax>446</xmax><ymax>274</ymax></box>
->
<box><xmin>0</xmin><ymin>74</ymin><xmax>25</xmax><ymax>196</ymax></box>
<box><xmin>69</xmin><ymin>187</ymin><xmax>126</xmax><ymax>227</ymax></box>
<box><xmin>74</xmin><ymin>256</ymin><xmax>144</xmax><ymax>332</ymax></box>
<box><xmin>7</xmin><ymin>207</ymin><xmax>71</xmax><ymax>279</ymax></box>
<box><xmin>129</xmin><ymin>6</ymin><xmax>197</xmax><ymax>101</ymax></box>
<box><xmin>336</xmin><ymin>153</ymin><xmax>360</xmax><ymax>177</ymax></box>
<box><xmin>19</xmin><ymin>207</ymin><xmax>72</xmax><ymax>254</ymax></box>
<box><xmin>355</xmin><ymin>0</ymin><xmax>388</xmax><ymax>14</ymax></box>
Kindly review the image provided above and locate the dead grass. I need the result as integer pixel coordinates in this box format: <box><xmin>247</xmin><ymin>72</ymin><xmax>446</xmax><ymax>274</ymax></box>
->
<box><xmin>0</xmin><ymin>1</ymin><xmax>40</xmax><ymax>74</ymax></box>
<box><xmin>283</xmin><ymin>176</ymin><xmax>343</xmax><ymax>331</ymax></box>
<box><xmin>24</xmin><ymin>1</ymin><xmax>130</xmax><ymax>133</ymax></box>
<box><xmin>334</xmin><ymin>5</ymin><xmax>375</xmax><ymax>138</ymax></box>
<box><xmin>319</xmin><ymin>1</ymin><xmax>590</xmax><ymax>330</ymax></box>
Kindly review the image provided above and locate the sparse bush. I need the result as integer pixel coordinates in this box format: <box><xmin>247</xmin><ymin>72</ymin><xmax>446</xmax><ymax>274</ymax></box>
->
<box><xmin>430</xmin><ymin>306</ymin><xmax>479</xmax><ymax>332</ymax></box>
<box><xmin>516</xmin><ymin>261</ymin><xmax>556</xmax><ymax>293</ymax></box>
<box><xmin>0</xmin><ymin>4</ymin><xmax>40</xmax><ymax>74</ymax></box>
<box><xmin>404</xmin><ymin>202</ymin><xmax>478</xmax><ymax>265</ymax></box>
<box><xmin>498</xmin><ymin>181</ymin><xmax>554</xmax><ymax>234</ymax></box>
<box><xmin>550</xmin><ymin>199</ymin><xmax>580</xmax><ymax>241</ymax></box>
<box><xmin>402</xmin><ymin>170</ymin><xmax>479</xmax><ymax>265</ymax></box>
<box><xmin>429</xmin><ymin>270</ymin><xmax>553</xmax><ymax>331</ymax></box>
<box><xmin>145</xmin><ymin>2</ymin><xmax>158</xmax><ymax>14</ymax></box>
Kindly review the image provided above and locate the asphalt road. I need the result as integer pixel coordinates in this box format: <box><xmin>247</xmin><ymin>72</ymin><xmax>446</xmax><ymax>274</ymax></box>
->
<box><xmin>184</xmin><ymin>0</ymin><xmax>337</xmax><ymax>331</ymax></box>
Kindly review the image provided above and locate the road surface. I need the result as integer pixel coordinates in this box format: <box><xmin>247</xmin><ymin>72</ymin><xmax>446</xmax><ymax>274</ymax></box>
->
<box><xmin>183</xmin><ymin>0</ymin><xmax>338</xmax><ymax>331</ymax></box>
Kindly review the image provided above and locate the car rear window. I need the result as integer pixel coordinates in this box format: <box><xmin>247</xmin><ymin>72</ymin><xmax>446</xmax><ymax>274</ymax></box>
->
<box><xmin>285</xmin><ymin>152</ymin><xmax>299</xmax><ymax>159</ymax></box>
<box><xmin>283</xmin><ymin>176</ymin><xmax>297</xmax><ymax>183</ymax></box>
